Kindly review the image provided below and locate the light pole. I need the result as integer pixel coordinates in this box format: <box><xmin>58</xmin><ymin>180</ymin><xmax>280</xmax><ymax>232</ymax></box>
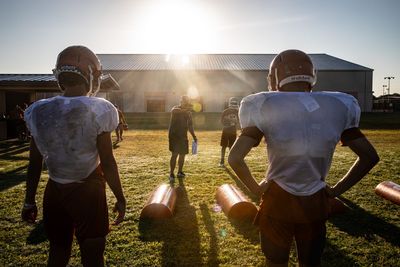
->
<box><xmin>384</xmin><ymin>76</ymin><xmax>395</xmax><ymax>95</ymax></box>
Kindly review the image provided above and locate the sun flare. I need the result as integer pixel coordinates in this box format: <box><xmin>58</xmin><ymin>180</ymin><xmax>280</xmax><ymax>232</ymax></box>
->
<box><xmin>136</xmin><ymin>1</ymin><xmax>217</xmax><ymax>54</ymax></box>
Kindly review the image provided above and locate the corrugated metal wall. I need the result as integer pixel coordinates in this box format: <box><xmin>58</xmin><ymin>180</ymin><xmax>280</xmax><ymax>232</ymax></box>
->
<box><xmin>107</xmin><ymin>70</ymin><xmax>373</xmax><ymax>112</ymax></box>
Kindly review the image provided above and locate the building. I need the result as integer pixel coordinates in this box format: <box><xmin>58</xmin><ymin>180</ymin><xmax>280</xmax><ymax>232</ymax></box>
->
<box><xmin>373</xmin><ymin>93</ymin><xmax>400</xmax><ymax>112</ymax></box>
<box><xmin>0</xmin><ymin>74</ymin><xmax>119</xmax><ymax>140</ymax></box>
<box><xmin>0</xmin><ymin>53</ymin><xmax>373</xmax><ymax>138</ymax></box>
<box><xmin>98</xmin><ymin>54</ymin><xmax>373</xmax><ymax>113</ymax></box>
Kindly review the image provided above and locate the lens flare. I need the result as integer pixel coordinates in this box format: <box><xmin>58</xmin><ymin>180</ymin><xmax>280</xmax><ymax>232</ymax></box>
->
<box><xmin>192</xmin><ymin>102</ymin><xmax>202</xmax><ymax>112</ymax></box>
<box><xmin>187</xmin><ymin>85</ymin><xmax>199</xmax><ymax>98</ymax></box>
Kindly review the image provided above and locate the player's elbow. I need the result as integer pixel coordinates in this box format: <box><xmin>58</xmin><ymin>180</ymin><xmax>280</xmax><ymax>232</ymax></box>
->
<box><xmin>369</xmin><ymin>151</ymin><xmax>380</xmax><ymax>166</ymax></box>
<box><xmin>100</xmin><ymin>156</ymin><xmax>117</xmax><ymax>171</ymax></box>
<box><xmin>360</xmin><ymin>149</ymin><xmax>380</xmax><ymax>167</ymax></box>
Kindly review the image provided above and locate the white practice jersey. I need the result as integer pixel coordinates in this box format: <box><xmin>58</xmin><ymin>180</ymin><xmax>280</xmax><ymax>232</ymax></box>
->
<box><xmin>25</xmin><ymin>96</ymin><xmax>119</xmax><ymax>184</ymax></box>
<box><xmin>239</xmin><ymin>91</ymin><xmax>361</xmax><ymax>196</ymax></box>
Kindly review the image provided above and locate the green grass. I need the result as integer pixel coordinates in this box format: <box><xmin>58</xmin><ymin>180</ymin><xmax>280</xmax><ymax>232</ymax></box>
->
<box><xmin>1</xmin><ymin>130</ymin><xmax>399</xmax><ymax>266</ymax></box>
<box><xmin>123</xmin><ymin>112</ymin><xmax>400</xmax><ymax>130</ymax></box>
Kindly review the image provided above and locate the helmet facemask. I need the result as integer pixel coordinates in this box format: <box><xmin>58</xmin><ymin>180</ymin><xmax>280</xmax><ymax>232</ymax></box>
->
<box><xmin>87</xmin><ymin>65</ymin><xmax>102</xmax><ymax>97</ymax></box>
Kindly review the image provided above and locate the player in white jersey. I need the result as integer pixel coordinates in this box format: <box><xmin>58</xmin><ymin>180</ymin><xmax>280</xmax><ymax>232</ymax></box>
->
<box><xmin>21</xmin><ymin>46</ymin><xmax>126</xmax><ymax>266</ymax></box>
<box><xmin>228</xmin><ymin>49</ymin><xmax>379</xmax><ymax>266</ymax></box>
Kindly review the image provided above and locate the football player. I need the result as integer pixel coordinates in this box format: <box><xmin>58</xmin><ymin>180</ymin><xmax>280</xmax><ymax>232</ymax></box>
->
<box><xmin>114</xmin><ymin>104</ymin><xmax>127</xmax><ymax>142</ymax></box>
<box><xmin>228</xmin><ymin>49</ymin><xmax>379</xmax><ymax>266</ymax></box>
<box><xmin>22</xmin><ymin>46</ymin><xmax>126</xmax><ymax>266</ymax></box>
<box><xmin>168</xmin><ymin>95</ymin><xmax>197</xmax><ymax>183</ymax></box>
<box><xmin>219</xmin><ymin>97</ymin><xmax>239</xmax><ymax>167</ymax></box>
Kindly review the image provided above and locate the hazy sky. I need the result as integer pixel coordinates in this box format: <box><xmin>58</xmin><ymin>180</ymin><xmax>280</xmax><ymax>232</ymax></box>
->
<box><xmin>0</xmin><ymin>0</ymin><xmax>399</xmax><ymax>95</ymax></box>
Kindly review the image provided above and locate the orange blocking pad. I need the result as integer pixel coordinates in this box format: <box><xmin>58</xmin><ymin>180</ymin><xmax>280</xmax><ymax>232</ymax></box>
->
<box><xmin>375</xmin><ymin>181</ymin><xmax>400</xmax><ymax>205</ymax></box>
<box><xmin>140</xmin><ymin>184</ymin><xmax>177</xmax><ymax>219</ymax></box>
<box><xmin>216</xmin><ymin>184</ymin><xmax>258</xmax><ymax>220</ymax></box>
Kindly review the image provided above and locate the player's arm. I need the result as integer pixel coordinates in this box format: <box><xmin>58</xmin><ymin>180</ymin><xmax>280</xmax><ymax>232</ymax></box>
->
<box><xmin>119</xmin><ymin>110</ymin><xmax>127</xmax><ymax>124</ymax></box>
<box><xmin>220</xmin><ymin>110</ymin><xmax>227</xmax><ymax>125</ymax></box>
<box><xmin>228</xmin><ymin>127</ymin><xmax>266</xmax><ymax>197</ymax></box>
<box><xmin>326</xmin><ymin>129</ymin><xmax>379</xmax><ymax>198</ymax></box>
<box><xmin>97</xmin><ymin>131</ymin><xmax>126</xmax><ymax>224</ymax></box>
<box><xmin>22</xmin><ymin>138</ymin><xmax>43</xmax><ymax>223</ymax></box>
<box><xmin>234</xmin><ymin>110</ymin><xmax>239</xmax><ymax>127</ymax></box>
<box><xmin>187</xmin><ymin>112</ymin><xmax>197</xmax><ymax>141</ymax></box>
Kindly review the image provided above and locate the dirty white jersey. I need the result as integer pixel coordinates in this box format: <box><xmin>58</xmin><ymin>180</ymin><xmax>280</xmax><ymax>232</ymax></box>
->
<box><xmin>239</xmin><ymin>91</ymin><xmax>361</xmax><ymax>196</ymax></box>
<box><xmin>24</xmin><ymin>96</ymin><xmax>119</xmax><ymax>184</ymax></box>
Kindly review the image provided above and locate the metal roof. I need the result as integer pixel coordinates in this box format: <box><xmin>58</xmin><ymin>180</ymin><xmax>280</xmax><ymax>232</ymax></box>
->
<box><xmin>0</xmin><ymin>73</ymin><xmax>115</xmax><ymax>82</ymax></box>
<box><xmin>0</xmin><ymin>54</ymin><xmax>372</xmax><ymax>85</ymax></box>
<box><xmin>97</xmin><ymin>54</ymin><xmax>372</xmax><ymax>71</ymax></box>
<box><xmin>0</xmin><ymin>74</ymin><xmax>56</xmax><ymax>82</ymax></box>
<box><xmin>0</xmin><ymin>74</ymin><xmax>119</xmax><ymax>91</ymax></box>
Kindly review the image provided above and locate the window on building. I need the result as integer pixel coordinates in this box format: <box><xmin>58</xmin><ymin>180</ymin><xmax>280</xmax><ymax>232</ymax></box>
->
<box><xmin>147</xmin><ymin>99</ymin><xmax>165</xmax><ymax>112</ymax></box>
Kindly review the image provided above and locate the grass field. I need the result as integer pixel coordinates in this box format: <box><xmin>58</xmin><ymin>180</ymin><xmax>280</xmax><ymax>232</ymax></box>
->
<box><xmin>1</xmin><ymin>129</ymin><xmax>399</xmax><ymax>266</ymax></box>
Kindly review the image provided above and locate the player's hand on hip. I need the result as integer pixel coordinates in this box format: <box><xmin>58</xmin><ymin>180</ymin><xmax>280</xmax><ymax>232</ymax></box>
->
<box><xmin>325</xmin><ymin>185</ymin><xmax>337</xmax><ymax>198</ymax></box>
<box><xmin>112</xmin><ymin>199</ymin><xmax>126</xmax><ymax>225</ymax></box>
<box><xmin>21</xmin><ymin>203</ymin><xmax>38</xmax><ymax>223</ymax></box>
<box><xmin>258</xmin><ymin>180</ymin><xmax>271</xmax><ymax>196</ymax></box>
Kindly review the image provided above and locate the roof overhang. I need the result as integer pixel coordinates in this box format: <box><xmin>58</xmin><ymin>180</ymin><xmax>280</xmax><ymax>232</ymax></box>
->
<box><xmin>0</xmin><ymin>74</ymin><xmax>120</xmax><ymax>92</ymax></box>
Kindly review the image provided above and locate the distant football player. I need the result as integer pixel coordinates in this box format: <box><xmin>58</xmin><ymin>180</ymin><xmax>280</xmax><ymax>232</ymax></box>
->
<box><xmin>219</xmin><ymin>97</ymin><xmax>239</xmax><ymax>166</ymax></box>
<box><xmin>22</xmin><ymin>46</ymin><xmax>126</xmax><ymax>266</ymax></box>
<box><xmin>168</xmin><ymin>95</ymin><xmax>197</xmax><ymax>183</ymax></box>
<box><xmin>114</xmin><ymin>104</ymin><xmax>127</xmax><ymax>142</ymax></box>
<box><xmin>228</xmin><ymin>49</ymin><xmax>379</xmax><ymax>266</ymax></box>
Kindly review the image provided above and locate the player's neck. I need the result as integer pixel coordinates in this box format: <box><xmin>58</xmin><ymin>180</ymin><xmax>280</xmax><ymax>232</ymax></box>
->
<box><xmin>279</xmin><ymin>82</ymin><xmax>311</xmax><ymax>92</ymax></box>
<box><xmin>62</xmin><ymin>85</ymin><xmax>88</xmax><ymax>97</ymax></box>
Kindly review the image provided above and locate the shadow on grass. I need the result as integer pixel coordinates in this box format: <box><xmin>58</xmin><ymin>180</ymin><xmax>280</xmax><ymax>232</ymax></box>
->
<box><xmin>0</xmin><ymin>139</ymin><xmax>29</xmax><ymax>162</ymax></box>
<box><xmin>0</xmin><ymin>139</ymin><xmax>29</xmax><ymax>152</ymax></box>
<box><xmin>199</xmin><ymin>203</ymin><xmax>219</xmax><ymax>266</ymax></box>
<box><xmin>138</xmin><ymin>180</ymin><xmax>202</xmax><ymax>266</ymax></box>
<box><xmin>322</xmin><ymin>240</ymin><xmax>360</xmax><ymax>267</ymax></box>
<box><xmin>26</xmin><ymin>220</ymin><xmax>47</xmax><ymax>245</ymax></box>
<box><xmin>0</xmin><ymin>164</ymin><xmax>28</xmax><ymax>191</ymax></box>
<box><xmin>329</xmin><ymin>197</ymin><xmax>400</xmax><ymax>247</ymax></box>
<box><xmin>223</xmin><ymin>166</ymin><xmax>259</xmax><ymax>202</ymax></box>
<box><xmin>0</xmin><ymin>145</ymin><xmax>30</xmax><ymax>159</ymax></box>
<box><xmin>229</xmin><ymin>217</ymin><xmax>259</xmax><ymax>245</ymax></box>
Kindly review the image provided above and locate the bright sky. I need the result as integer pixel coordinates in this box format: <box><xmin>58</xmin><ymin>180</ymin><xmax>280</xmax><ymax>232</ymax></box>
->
<box><xmin>0</xmin><ymin>0</ymin><xmax>399</xmax><ymax>96</ymax></box>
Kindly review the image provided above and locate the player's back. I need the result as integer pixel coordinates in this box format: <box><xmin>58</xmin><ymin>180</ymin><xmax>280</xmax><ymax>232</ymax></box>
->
<box><xmin>240</xmin><ymin>91</ymin><xmax>360</xmax><ymax>195</ymax></box>
<box><xmin>169</xmin><ymin>105</ymin><xmax>190</xmax><ymax>137</ymax></box>
<box><xmin>24</xmin><ymin>95</ymin><xmax>117</xmax><ymax>183</ymax></box>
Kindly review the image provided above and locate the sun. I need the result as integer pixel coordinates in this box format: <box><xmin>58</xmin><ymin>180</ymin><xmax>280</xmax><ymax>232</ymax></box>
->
<box><xmin>136</xmin><ymin>1</ymin><xmax>217</xmax><ymax>54</ymax></box>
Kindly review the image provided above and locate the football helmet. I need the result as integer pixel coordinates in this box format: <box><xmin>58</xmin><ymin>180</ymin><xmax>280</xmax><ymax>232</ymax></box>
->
<box><xmin>53</xmin><ymin>45</ymin><xmax>102</xmax><ymax>96</ymax></box>
<box><xmin>228</xmin><ymin>97</ymin><xmax>239</xmax><ymax>108</ymax></box>
<box><xmin>268</xmin><ymin>49</ymin><xmax>316</xmax><ymax>91</ymax></box>
<box><xmin>180</xmin><ymin>95</ymin><xmax>193</xmax><ymax>110</ymax></box>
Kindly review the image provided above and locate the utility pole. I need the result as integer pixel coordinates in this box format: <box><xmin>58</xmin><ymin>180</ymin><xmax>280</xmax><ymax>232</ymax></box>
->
<box><xmin>384</xmin><ymin>77</ymin><xmax>395</xmax><ymax>112</ymax></box>
<box><xmin>384</xmin><ymin>76</ymin><xmax>395</xmax><ymax>95</ymax></box>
